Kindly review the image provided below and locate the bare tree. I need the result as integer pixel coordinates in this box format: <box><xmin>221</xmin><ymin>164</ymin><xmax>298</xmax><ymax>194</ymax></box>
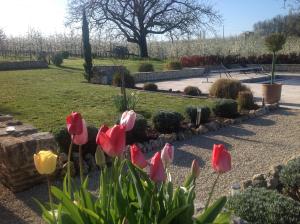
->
<box><xmin>0</xmin><ymin>28</ymin><xmax>6</xmax><ymax>50</ymax></box>
<box><xmin>67</xmin><ymin>0</ymin><xmax>220</xmax><ymax>57</ymax></box>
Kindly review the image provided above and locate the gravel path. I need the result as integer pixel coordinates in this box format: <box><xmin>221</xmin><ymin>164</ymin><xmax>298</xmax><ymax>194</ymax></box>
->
<box><xmin>1</xmin><ymin>109</ymin><xmax>300</xmax><ymax>223</ymax></box>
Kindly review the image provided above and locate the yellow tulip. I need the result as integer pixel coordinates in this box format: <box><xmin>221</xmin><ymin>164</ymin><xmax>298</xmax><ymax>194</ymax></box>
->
<box><xmin>34</xmin><ymin>150</ymin><xmax>58</xmax><ymax>175</ymax></box>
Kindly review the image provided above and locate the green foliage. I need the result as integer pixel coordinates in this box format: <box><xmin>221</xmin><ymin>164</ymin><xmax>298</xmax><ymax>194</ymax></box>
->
<box><xmin>279</xmin><ymin>157</ymin><xmax>300</xmax><ymax>201</ymax></box>
<box><xmin>36</xmin><ymin>51</ymin><xmax>49</xmax><ymax>64</ymax></box>
<box><xmin>138</xmin><ymin>63</ymin><xmax>154</xmax><ymax>72</ymax></box>
<box><xmin>237</xmin><ymin>91</ymin><xmax>255</xmax><ymax>111</ymax></box>
<box><xmin>126</xmin><ymin>114</ymin><xmax>148</xmax><ymax>144</ymax></box>
<box><xmin>61</xmin><ymin>51</ymin><xmax>70</xmax><ymax>59</ymax></box>
<box><xmin>227</xmin><ymin>188</ymin><xmax>300</xmax><ymax>224</ymax></box>
<box><xmin>54</xmin><ymin>126</ymin><xmax>98</xmax><ymax>155</ymax></box>
<box><xmin>112</xmin><ymin>69</ymin><xmax>135</xmax><ymax>88</ymax></box>
<box><xmin>82</xmin><ymin>10</ymin><xmax>93</xmax><ymax>82</ymax></box>
<box><xmin>143</xmin><ymin>82</ymin><xmax>158</xmax><ymax>91</ymax></box>
<box><xmin>164</xmin><ymin>61</ymin><xmax>182</xmax><ymax>70</ymax></box>
<box><xmin>265</xmin><ymin>33</ymin><xmax>287</xmax><ymax>53</ymax></box>
<box><xmin>51</xmin><ymin>52</ymin><xmax>64</xmax><ymax>66</ymax></box>
<box><xmin>212</xmin><ymin>99</ymin><xmax>238</xmax><ymax>118</ymax></box>
<box><xmin>113</xmin><ymin>92</ymin><xmax>139</xmax><ymax>112</ymax></box>
<box><xmin>209</xmin><ymin>79</ymin><xmax>249</xmax><ymax>100</ymax></box>
<box><xmin>185</xmin><ymin>106</ymin><xmax>211</xmax><ymax>125</ymax></box>
<box><xmin>37</xmin><ymin>158</ymin><xmax>229</xmax><ymax>224</ymax></box>
<box><xmin>184</xmin><ymin>86</ymin><xmax>202</xmax><ymax>96</ymax></box>
<box><xmin>152</xmin><ymin>110</ymin><xmax>184</xmax><ymax>133</ymax></box>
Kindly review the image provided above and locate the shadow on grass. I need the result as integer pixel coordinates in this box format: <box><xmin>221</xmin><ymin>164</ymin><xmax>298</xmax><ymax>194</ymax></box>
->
<box><xmin>0</xmin><ymin>105</ymin><xmax>21</xmax><ymax>116</ymax></box>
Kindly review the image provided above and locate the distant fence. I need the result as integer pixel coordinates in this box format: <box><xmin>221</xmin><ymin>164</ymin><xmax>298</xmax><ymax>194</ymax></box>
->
<box><xmin>0</xmin><ymin>61</ymin><xmax>48</xmax><ymax>71</ymax></box>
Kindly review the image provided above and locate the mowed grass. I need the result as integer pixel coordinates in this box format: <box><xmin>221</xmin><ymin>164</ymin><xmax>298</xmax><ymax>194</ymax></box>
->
<box><xmin>0</xmin><ymin>59</ymin><xmax>213</xmax><ymax>133</ymax></box>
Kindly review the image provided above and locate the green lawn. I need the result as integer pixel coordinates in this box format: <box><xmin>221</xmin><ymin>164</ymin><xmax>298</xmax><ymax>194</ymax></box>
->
<box><xmin>0</xmin><ymin>59</ymin><xmax>213</xmax><ymax>133</ymax></box>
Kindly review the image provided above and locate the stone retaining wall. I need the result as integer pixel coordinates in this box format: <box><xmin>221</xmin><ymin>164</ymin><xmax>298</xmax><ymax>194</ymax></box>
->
<box><xmin>0</xmin><ymin>115</ymin><xmax>58</xmax><ymax>192</ymax></box>
<box><xmin>133</xmin><ymin>68</ymin><xmax>205</xmax><ymax>83</ymax></box>
<box><xmin>0</xmin><ymin>61</ymin><xmax>48</xmax><ymax>71</ymax></box>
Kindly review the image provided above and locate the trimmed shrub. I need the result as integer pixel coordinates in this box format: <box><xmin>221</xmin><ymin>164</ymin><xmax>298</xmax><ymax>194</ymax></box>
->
<box><xmin>183</xmin><ymin>86</ymin><xmax>202</xmax><ymax>96</ymax></box>
<box><xmin>153</xmin><ymin>110</ymin><xmax>184</xmax><ymax>133</ymax></box>
<box><xmin>279</xmin><ymin>157</ymin><xmax>300</xmax><ymax>201</ymax></box>
<box><xmin>143</xmin><ymin>83</ymin><xmax>158</xmax><ymax>91</ymax></box>
<box><xmin>209</xmin><ymin>79</ymin><xmax>250</xmax><ymax>99</ymax></box>
<box><xmin>185</xmin><ymin>106</ymin><xmax>211</xmax><ymax>125</ymax></box>
<box><xmin>227</xmin><ymin>188</ymin><xmax>300</xmax><ymax>224</ymax></box>
<box><xmin>51</xmin><ymin>53</ymin><xmax>64</xmax><ymax>66</ymax></box>
<box><xmin>54</xmin><ymin>125</ymin><xmax>98</xmax><ymax>156</ymax></box>
<box><xmin>138</xmin><ymin>63</ymin><xmax>154</xmax><ymax>72</ymax></box>
<box><xmin>237</xmin><ymin>91</ymin><xmax>255</xmax><ymax>110</ymax></box>
<box><xmin>61</xmin><ymin>51</ymin><xmax>70</xmax><ymax>59</ymax></box>
<box><xmin>212</xmin><ymin>99</ymin><xmax>238</xmax><ymax>118</ymax></box>
<box><xmin>126</xmin><ymin>114</ymin><xmax>148</xmax><ymax>144</ymax></box>
<box><xmin>164</xmin><ymin>61</ymin><xmax>182</xmax><ymax>70</ymax></box>
<box><xmin>112</xmin><ymin>69</ymin><xmax>135</xmax><ymax>88</ymax></box>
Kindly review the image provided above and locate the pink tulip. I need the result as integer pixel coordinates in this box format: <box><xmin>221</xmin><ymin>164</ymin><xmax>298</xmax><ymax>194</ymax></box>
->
<box><xmin>161</xmin><ymin>143</ymin><xmax>174</xmax><ymax>167</ymax></box>
<box><xmin>73</xmin><ymin>119</ymin><xmax>88</xmax><ymax>145</ymax></box>
<box><xmin>120</xmin><ymin>110</ymin><xmax>136</xmax><ymax>131</ymax></box>
<box><xmin>191</xmin><ymin>159</ymin><xmax>200</xmax><ymax>178</ymax></box>
<box><xmin>96</xmin><ymin>124</ymin><xmax>126</xmax><ymax>157</ymax></box>
<box><xmin>149</xmin><ymin>152</ymin><xmax>166</xmax><ymax>183</ymax></box>
<box><xmin>211</xmin><ymin>144</ymin><xmax>231</xmax><ymax>173</ymax></box>
<box><xmin>130</xmin><ymin>144</ymin><xmax>148</xmax><ymax>169</ymax></box>
<box><xmin>66</xmin><ymin>112</ymin><xmax>83</xmax><ymax>135</ymax></box>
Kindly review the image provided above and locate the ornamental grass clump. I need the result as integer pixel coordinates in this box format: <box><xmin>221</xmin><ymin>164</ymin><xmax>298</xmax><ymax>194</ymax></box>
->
<box><xmin>35</xmin><ymin>110</ymin><xmax>232</xmax><ymax>224</ymax></box>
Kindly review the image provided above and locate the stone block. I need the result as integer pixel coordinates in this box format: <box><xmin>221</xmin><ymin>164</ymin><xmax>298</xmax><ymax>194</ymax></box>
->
<box><xmin>0</xmin><ymin>115</ymin><xmax>13</xmax><ymax>122</ymax></box>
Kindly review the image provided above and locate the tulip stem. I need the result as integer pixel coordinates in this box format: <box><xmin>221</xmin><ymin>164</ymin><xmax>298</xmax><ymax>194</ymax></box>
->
<box><xmin>47</xmin><ymin>175</ymin><xmax>56</xmax><ymax>223</ymax></box>
<box><xmin>204</xmin><ymin>173</ymin><xmax>220</xmax><ymax>210</ymax></box>
<box><xmin>79</xmin><ymin>145</ymin><xmax>84</xmax><ymax>184</ymax></box>
<box><xmin>67</xmin><ymin>138</ymin><xmax>73</xmax><ymax>197</ymax></box>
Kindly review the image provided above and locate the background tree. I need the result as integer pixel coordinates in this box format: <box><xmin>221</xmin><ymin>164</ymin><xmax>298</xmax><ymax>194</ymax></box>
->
<box><xmin>68</xmin><ymin>0</ymin><xmax>220</xmax><ymax>58</ymax></box>
<box><xmin>0</xmin><ymin>29</ymin><xmax>6</xmax><ymax>51</ymax></box>
<box><xmin>82</xmin><ymin>9</ymin><xmax>93</xmax><ymax>82</ymax></box>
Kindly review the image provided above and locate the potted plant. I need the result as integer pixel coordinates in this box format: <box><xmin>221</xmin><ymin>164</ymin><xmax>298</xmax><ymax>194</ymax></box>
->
<box><xmin>262</xmin><ymin>33</ymin><xmax>286</xmax><ymax>104</ymax></box>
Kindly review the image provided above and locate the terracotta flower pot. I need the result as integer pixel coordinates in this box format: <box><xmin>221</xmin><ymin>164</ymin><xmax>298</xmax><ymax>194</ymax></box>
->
<box><xmin>262</xmin><ymin>83</ymin><xmax>282</xmax><ymax>104</ymax></box>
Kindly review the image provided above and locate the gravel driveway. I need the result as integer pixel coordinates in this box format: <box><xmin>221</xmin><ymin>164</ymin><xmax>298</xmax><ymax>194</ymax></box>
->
<box><xmin>1</xmin><ymin>109</ymin><xmax>300</xmax><ymax>223</ymax></box>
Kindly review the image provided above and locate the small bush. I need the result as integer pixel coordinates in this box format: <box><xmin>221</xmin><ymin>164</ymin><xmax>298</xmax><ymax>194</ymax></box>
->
<box><xmin>185</xmin><ymin>106</ymin><xmax>211</xmax><ymax>125</ymax></box>
<box><xmin>138</xmin><ymin>63</ymin><xmax>154</xmax><ymax>72</ymax></box>
<box><xmin>36</xmin><ymin>51</ymin><xmax>49</xmax><ymax>64</ymax></box>
<box><xmin>51</xmin><ymin>53</ymin><xmax>64</xmax><ymax>66</ymax></box>
<box><xmin>112</xmin><ymin>69</ymin><xmax>135</xmax><ymax>88</ymax></box>
<box><xmin>209</xmin><ymin>79</ymin><xmax>250</xmax><ymax>99</ymax></box>
<box><xmin>183</xmin><ymin>86</ymin><xmax>202</xmax><ymax>96</ymax></box>
<box><xmin>113</xmin><ymin>92</ymin><xmax>139</xmax><ymax>112</ymax></box>
<box><xmin>237</xmin><ymin>91</ymin><xmax>255</xmax><ymax>110</ymax></box>
<box><xmin>152</xmin><ymin>110</ymin><xmax>184</xmax><ymax>133</ymax></box>
<box><xmin>212</xmin><ymin>99</ymin><xmax>238</xmax><ymax>118</ymax></box>
<box><xmin>227</xmin><ymin>188</ymin><xmax>300</xmax><ymax>224</ymax></box>
<box><xmin>164</xmin><ymin>61</ymin><xmax>182</xmax><ymax>70</ymax></box>
<box><xmin>279</xmin><ymin>157</ymin><xmax>300</xmax><ymax>201</ymax></box>
<box><xmin>61</xmin><ymin>51</ymin><xmax>70</xmax><ymax>59</ymax></box>
<box><xmin>143</xmin><ymin>83</ymin><xmax>158</xmax><ymax>91</ymax></box>
<box><xmin>54</xmin><ymin>125</ymin><xmax>98</xmax><ymax>156</ymax></box>
<box><xmin>126</xmin><ymin>114</ymin><xmax>148</xmax><ymax>144</ymax></box>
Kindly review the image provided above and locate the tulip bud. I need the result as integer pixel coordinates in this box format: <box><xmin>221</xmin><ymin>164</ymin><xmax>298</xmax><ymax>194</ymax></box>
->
<box><xmin>211</xmin><ymin>144</ymin><xmax>231</xmax><ymax>173</ymax></box>
<box><xmin>161</xmin><ymin>143</ymin><xmax>174</xmax><ymax>168</ymax></box>
<box><xmin>120</xmin><ymin>110</ymin><xmax>136</xmax><ymax>131</ymax></box>
<box><xmin>66</xmin><ymin>112</ymin><xmax>83</xmax><ymax>135</ymax></box>
<box><xmin>73</xmin><ymin>119</ymin><xmax>88</xmax><ymax>145</ymax></box>
<box><xmin>95</xmin><ymin>147</ymin><xmax>106</xmax><ymax>168</ymax></box>
<box><xmin>191</xmin><ymin>159</ymin><xmax>200</xmax><ymax>178</ymax></box>
<box><xmin>130</xmin><ymin>144</ymin><xmax>148</xmax><ymax>169</ymax></box>
<box><xmin>34</xmin><ymin>150</ymin><xmax>57</xmax><ymax>175</ymax></box>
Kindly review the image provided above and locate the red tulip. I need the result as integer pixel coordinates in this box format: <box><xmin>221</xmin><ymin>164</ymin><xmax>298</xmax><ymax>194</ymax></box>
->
<box><xmin>191</xmin><ymin>159</ymin><xmax>200</xmax><ymax>178</ymax></box>
<box><xmin>211</xmin><ymin>144</ymin><xmax>231</xmax><ymax>173</ymax></box>
<box><xmin>149</xmin><ymin>152</ymin><xmax>166</xmax><ymax>183</ymax></box>
<box><xmin>96</xmin><ymin>124</ymin><xmax>126</xmax><ymax>157</ymax></box>
<box><xmin>130</xmin><ymin>144</ymin><xmax>148</xmax><ymax>169</ymax></box>
<box><xmin>66</xmin><ymin>112</ymin><xmax>83</xmax><ymax>135</ymax></box>
<box><xmin>120</xmin><ymin>110</ymin><xmax>136</xmax><ymax>131</ymax></box>
<box><xmin>73</xmin><ymin>119</ymin><xmax>88</xmax><ymax>145</ymax></box>
<box><xmin>161</xmin><ymin>143</ymin><xmax>174</xmax><ymax>167</ymax></box>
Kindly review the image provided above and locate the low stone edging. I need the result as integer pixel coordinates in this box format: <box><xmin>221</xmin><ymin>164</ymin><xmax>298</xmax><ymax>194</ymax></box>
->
<box><xmin>130</xmin><ymin>103</ymin><xmax>280</xmax><ymax>154</ymax></box>
<box><xmin>248</xmin><ymin>64</ymin><xmax>300</xmax><ymax>73</ymax></box>
<box><xmin>0</xmin><ymin>61</ymin><xmax>48</xmax><ymax>71</ymax></box>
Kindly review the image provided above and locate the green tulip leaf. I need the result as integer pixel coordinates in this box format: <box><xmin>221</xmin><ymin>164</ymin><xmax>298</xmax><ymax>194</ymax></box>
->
<box><xmin>159</xmin><ymin>204</ymin><xmax>189</xmax><ymax>224</ymax></box>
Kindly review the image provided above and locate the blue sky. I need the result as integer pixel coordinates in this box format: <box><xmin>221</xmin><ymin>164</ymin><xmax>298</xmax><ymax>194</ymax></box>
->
<box><xmin>0</xmin><ymin>0</ymin><xmax>292</xmax><ymax>37</ymax></box>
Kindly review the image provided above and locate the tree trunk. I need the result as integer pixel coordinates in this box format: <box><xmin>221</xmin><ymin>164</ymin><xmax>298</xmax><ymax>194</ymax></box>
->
<box><xmin>138</xmin><ymin>35</ymin><xmax>148</xmax><ymax>58</ymax></box>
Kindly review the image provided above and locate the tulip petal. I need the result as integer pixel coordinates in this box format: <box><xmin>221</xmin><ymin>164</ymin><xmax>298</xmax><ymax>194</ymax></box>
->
<box><xmin>73</xmin><ymin>119</ymin><xmax>88</xmax><ymax>145</ymax></box>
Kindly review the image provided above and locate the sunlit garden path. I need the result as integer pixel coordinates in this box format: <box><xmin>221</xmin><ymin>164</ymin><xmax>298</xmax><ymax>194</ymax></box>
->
<box><xmin>1</xmin><ymin>109</ymin><xmax>300</xmax><ymax>223</ymax></box>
